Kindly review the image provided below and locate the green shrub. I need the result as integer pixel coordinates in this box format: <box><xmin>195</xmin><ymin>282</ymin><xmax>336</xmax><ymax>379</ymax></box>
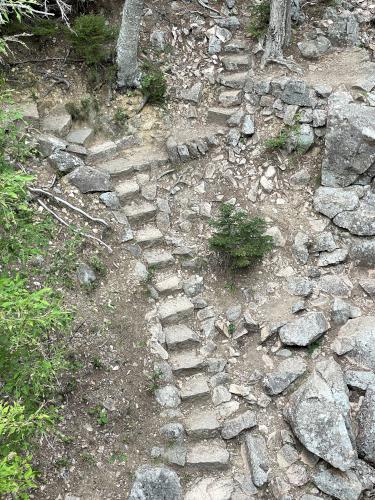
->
<box><xmin>0</xmin><ymin>401</ymin><xmax>52</xmax><ymax>499</ymax></box>
<box><xmin>209</xmin><ymin>203</ymin><xmax>273</xmax><ymax>269</ymax></box>
<box><xmin>248</xmin><ymin>1</ymin><xmax>270</xmax><ymax>39</ymax></box>
<box><xmin>0</xmin><ymin>276</ymin><xmax>72</xmax><ymax>404</ymax></box>
<box><xmin>141</xmin><ymin>61</ymin><xmax>166</xmax><ymax>104</ymax></box>
<box><xmin>69</xmin><ymin>15</ymin><xmax>115</xmax><ymax>65</ymax></box>
<box><xmin>265</xmin><ymin>128</ymin><xmax>288</xmax><ymax>150</ymax></box>
<box><xmin>0</xmin><ymin>83</ymin><xmax>31</xmax><ymax>171</ymax></box>
<box><xmin>0</xmin><ymin>170</ymin><xmax>53</xmax><ymax>264</ymax></box>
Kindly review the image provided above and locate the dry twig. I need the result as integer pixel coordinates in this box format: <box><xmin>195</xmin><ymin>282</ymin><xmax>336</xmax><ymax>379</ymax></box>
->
<box><xmin>29</xmin><ymin>187</ymin><xmax>110</xmax><ymax>227</ymax></box>
<box><xmin>36</xmin><ymin>199</ymin><xmax>113</xmax><ymax>253</ymax></box>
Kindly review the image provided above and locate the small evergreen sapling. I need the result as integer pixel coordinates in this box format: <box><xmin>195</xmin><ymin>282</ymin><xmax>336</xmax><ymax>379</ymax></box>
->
<box><xmin>209</xmin><ymin>203</ymin><xmax>273</xmax><ymax>269</ymax></box>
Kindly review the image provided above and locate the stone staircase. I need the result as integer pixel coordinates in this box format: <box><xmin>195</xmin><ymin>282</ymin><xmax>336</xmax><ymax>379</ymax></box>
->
<box><xmin>94</xmin><ymin>132</ymin><xmax>257</xmax><ymax>498</ymax></box>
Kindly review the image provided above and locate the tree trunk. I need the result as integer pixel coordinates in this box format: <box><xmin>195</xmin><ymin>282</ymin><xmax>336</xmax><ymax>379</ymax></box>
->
<box><xmin>261</xmin><ymin>0</ymin><xmax>291</xmax><ymax>67</ymax></box>
<box><xmin>117</xmin><ymin>0</ymin><xmax>144</xmax><ymax>89</ymax></box>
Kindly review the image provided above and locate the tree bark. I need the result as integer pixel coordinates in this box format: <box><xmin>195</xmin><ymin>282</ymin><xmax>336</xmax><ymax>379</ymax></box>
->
<box><xmin>117</xmin><ymin>0</ymin><xmax>144</xmax><ymax>89</ymax></box>
<box><xmin>261</xmin><ymin>0</ymin><xmax>291</xmax><ymax>67</ymax></box>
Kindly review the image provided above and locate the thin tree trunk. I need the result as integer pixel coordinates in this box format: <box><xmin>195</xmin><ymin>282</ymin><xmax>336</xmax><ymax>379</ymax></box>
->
<box><xmin>117</xmin><ymin>0</ymin><xmax>144</xmax><ymax>88</ymax></box>
<box><xmin>261</xmin><ymin>0</ymin><xmax>292</xmax><ymax>67</ymax></box>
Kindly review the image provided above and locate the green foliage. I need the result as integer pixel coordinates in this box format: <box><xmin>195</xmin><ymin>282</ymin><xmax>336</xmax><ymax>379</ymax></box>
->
<box><xmin>0</xmin><ymin>169</ymin><xmax>53</xmax><ymax>264</ymax></box>
<box><xmin>209</xmin><ymin>203</ymin><xmax>273</xmax><ymax>269</ymax></box>
<box><xmin>0</xmin><ymin>83</ymin><xmax>32</xmax><ymax>171</ymax></box>
<box><xmin>147</xmin><ymin>369</ymin><xmax>163</xmax><ymax>394</ymax></box>
<box><xmin>141</xmin><ymin>61</ymin><xmax>166</xmax><ymax>104</ymax></box>
<box><xmin>69</xmin><ymin>15</ymin><xmax>115</xmax><ymax>65</ymax></box>
<box><xmin>248</xmin><ymin>1</ymin><xmax>270</xmax><ymax>39</ymax></box>
<box><xmin>88</xmin><ymin>406</ymin><xmax>109</xmax><ymax>426</ymax></box>
<box><xmin>228</xmin><ymin>323</ymin><xmax>236</xmax><ymax>335</ymax></box>
<box><xmin>0</xmin><ymin>276</ymin><xmax>72</xmax><ymax>403</ymax></box>
<box><xmin>0</xmin><ymin>401</ymin><xmax>51</xmax><ymax>498</ymax></box>
<box><xmin>89</xmin><ymin>255</ymin><xmax>106</xmax><ymax>276</ymax></box>
<box><xmin>265</xmin><ymin>128</ymin><xmax>288</xmax><ymax>150</ymax></box>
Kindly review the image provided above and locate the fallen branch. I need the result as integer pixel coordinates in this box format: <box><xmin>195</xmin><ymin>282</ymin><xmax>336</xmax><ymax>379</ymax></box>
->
<box><xmin>36</xmin><ymin>198</ymin><xmax>113</xmax><ymax>253</ymax></box>
<box><xmin>9</xmin><ymin>57</ymin><xmax>83</xmax><ymax>65</ymax></box>
<box><xmin>29</xmin><ymin>187</ymin><xmax>110</xmax><ymax>228</ymax></box>
<box><xmin>38</xmin><ymin>70</ymin><xmax>71</xmax><ymax>89</ymax></box>
<box><xmin>158</xmin><ymin>169</ymin><xmax>175</xmax><ymax>179</ymax></box>
<box><xmin>196</xmin><ymin>0</ymin><xmax>221</xmax><ymax>16</ymax></box>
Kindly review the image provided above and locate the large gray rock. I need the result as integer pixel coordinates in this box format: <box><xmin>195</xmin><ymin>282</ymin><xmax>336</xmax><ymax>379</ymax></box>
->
<box><xmin>298</xmin><ymin>35</ymin><xmax>331</xmax><ymax>59</ymax></box>
<box><xmin>284</xmin><ymin>358</ymin><xmax>357</xmax><ymax>471</ymax></box>
<box><xmin>221</xmin><ymin>410</ymin><xmax>257</xmax><ymax>439</ymax></box>
<box><xmin>313</xmin><ymin>462</ymin><xmax>362</xmax><ymax>500</ymax></box>
<box><xmin>243</xmin><ymin>433</ymin><xmax>270</xmax><ymax>487</ymax></box>
<box><xmin>313</xmin><ymin>187</ymin><xmax>359</xmax><ymax>219</ymax></box>
<box><xmin>281</xmin><ymin>80</ymin><xmax>315</xmax><ymax>107</ymax></box>
<box><xmin>128</xmin><ymin>465</ymin><xmax>182</xmax><ymax>500</ymax></box>
<box><xmin>333</xmin><ymin>201</ymin><xmax>375</xmax><ymax>236</ymax></box>
<box><xmin>332</xmin><ymin>316</ymin><xmax>375</xmax><ymax>371</ymax></box>
<box><xmin>350</xmin><ymin>238</ymin><xmax>375</xmax><ymax>266</ymax></box>
<box><xmin>325</xmin><ymin>7</ymin><xmax>359</xmax><ymax>47</ymax></box>
<box><xmin>357</xmin><ymin>388</ymin><xmax>375</xmax><ymax>464</ymax></box>
<box><xmin>48</xmin><ymin>150</ymin><xmax>84</xmax><ymax>175</ymax></box>
<box><xmin>263</xmin><ymin>357</ymin><xmax>307</xmax><ymax>395</ymax></box>
<box><xmin>66</xmin><ymin>166</ymin><xmax>111</xmax><ymax>193</ymax></box>
<box><xmin>321</xmin><ymin>91</ymin><xmax>375</xmax><ymax>187</ymax></box>
<box><xmin>279</xmin><ymin>312</ymin><xmax>329</xmax><ymax>346</ymax></box>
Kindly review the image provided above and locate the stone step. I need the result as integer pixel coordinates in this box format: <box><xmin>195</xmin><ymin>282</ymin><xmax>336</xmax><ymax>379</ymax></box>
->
<box><xmin>164</xmin><ymin>324</ymin><xmax>200</xmax><ymax>350</ymax></box>
<box><xmin>143</xmin><ymin>249</ymin><xmax>174</xmax><ymax>269</ymax></box>
<box><xmin>115</xmin><ymin>180</ymin><xmax>140</xmax><ymax>202</ymax></box>
<box><xmin>223</xmin><ymin>39</ymin><xmax>247</xmax><ymax>53</ymax></box>
<box><xmin>218</xmin><ymin>90</ymin><xmax>243</xmax><ymax>108</ymax></box>
<box><xmin>207</xmin><ymin>107</ymin><xmax>239</xmax><ymax>126</ymax></box>
<box><xmin>154</xmin><ymin>275</ymin><xmax>182</xmax><ymax>295</ymax></box>
<box><xmin>159</xmin><ymin>297</ymin><xmax>194</xmax><ymax>325</ymax></box>
<box><xmin>179</xmin><ymin>373</ymin><xmax>210</xmax><ymax>401</ymax></box>
<box><xmin>169</xmin><ymin>350</ymin><xmax>206</xmax><ymax>375</ymax></box>
<box><xmin>66</xmin><ymin>127</ymin><xmax>94</xmax><ymax>146</ymax></box>
<box><xmin>221</xmin><ymin>54</ymin><xmax>250</xmax><ymax>72</ymax></box>
<box><xmin>122</xmin><ymin>202</ymin><xmax>156</xmax><ymax>223</ymax></box>
<box><xmin>185</xmin><ymin>410</ymin><xmax>221</xmax><ymax>438</ymax></box>
<box><xmin>186</xmin><ymin>441</ymin><xmax>230</xmax><ymax>470</ymax></box>
<box><xmin>96</xmin><ymin>146</ymin><xmax>169</xmax><ymax>178</ymax></box>
<box><xmin>135</xmin><ymin>227</ymin><xmax>164</xmax><ymax>247</ymax></box>
<box><xmin>217</xmin><ymin>71</ymin><xmax>248</xmax><ymax>89</ymax></box>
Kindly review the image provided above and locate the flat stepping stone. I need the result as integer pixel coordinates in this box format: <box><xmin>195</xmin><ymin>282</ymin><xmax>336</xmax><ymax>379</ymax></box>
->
<box><xmin>221</xmin><ymin>410</ymin><xmax>257</xmax><ymax>440</ymax></box>
<box><xmin>221</xmin><ymin>54</ymin><xmax>250</xmax><ymax>71</ymax></box>
<box><xmin>218</xmin><ymin>90</ymin><xmax>243</xmax><ymax>107</ymax></box>
<box><xmin>66</xmin><ymin>127</ymin><xmax>94</xmax><ymax>146</ymax></box>
<box><xmin>135</xmin><ymin>227</ymin><xmax>163</xmax><ymax>247</ymax></box>
<box><xmin>159</xmin><ymin>297</ymin><xmax>194</xmax><ymax>325</ymax></box>
<box><xmin>207</xmin><ymin>107</ymin><xmax>239</xmax><ymax>126</ymax></box>
<box><xmin>223</xmin><ymin>39</ymin><xmax>247</xmax><ymax>53</ymax></box>
<box><xmin>185</xmin><ymin>410</ymin><xmax>221</xmax><ymax>438</ymax></box>
<box><xmin>185</xmin><ymin>477</ymin><xmax>235</xmax><ymax>500</ymax></box>
<box><xmin>186</xmin><ymin>441</ymin><xmax>230</xmax><ymax>470</ymax></box>
<box><xmin>154</xmin><ymin>275</ymin><xmax>182</xmax><ymax>295</ymax></box>
<box><xmin>87</xmin><ymin>141</ymin><xmax>117</xmax><ymax>162</ymax></box>
<box><xmin>217</xmin><ymin>71</ymin><xmax>248</xmax><ymax>89</ymax></box>
<box><xmin>143</xmin><ymin>249</ymin><xmax>174</xmax><ymax>269</ymax></box>
<box><xmin>115</xmin><ymin>180</ymin><xmax>140</xmax><ymax>202</ymax></box>
<box><xmin>42</xmin><ymin>111</ymin><xmax>71</xmax><ymax>137</ymax></box>
<box><xmin>122</xmin><ymin>202</ymin><xmax>156</xmax><ymax>223</ymax></box>
<box><xmin>97</xmin><ymin>146</ymin><xmax>168</xmax><ymax>176</ymax></box>
<box><xmin>179</xmin><ymin>373</ymin><xmax>210</xmax><ymax>400</ymax></box>
<box><xmin>169</xmin><ymin>350</ymin><xmax>205</xmax><ymax>374</ymax></box>
<box><xmin>97</xmin><ymin>158</ymin><xmax>135</xmax><ymax>177</ymax></box>
<box><xmin>164</xmin><ymin>324</ymin><xmax>200</xmax><ymax>350</ymax></box>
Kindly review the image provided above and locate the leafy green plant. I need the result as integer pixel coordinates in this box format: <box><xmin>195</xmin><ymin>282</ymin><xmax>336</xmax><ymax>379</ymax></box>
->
<box><xmin>209</xmin><ymin>203</ymin><xmax>273</xmax><ymax>269</ymax></box>
<box><xmin>109</xmin><ymin>452</ymin><xmax>127</xmax><ymax>464</ymax></box>
<box><xmin>0</xmin><ymin>276</ymin><xmax>71</xmax><ymax>403</ymax></box>
<box><xmin>265</xmin><ymin>128</ymin><xmax>288</xmax><ymax>150</ymax></box>
<box><xmin>228</xmin><ymin>323</ymin><xmax>236</xmax><ymax>335</ymax></box>
<box><xmin>141</xmin><ymin>61</ymin><xmax>166</xmax><ymax>104</ymax></box>
<box><xmin>147</xmin><ymin>369</ymin><xmax>163</xmax><ymax>394</ymax></box>
<box><xmin>0</xmin><ymin>83</ymin><xmax>32</xmax><ymax>171</ymax></box>
<box><xmin>69</xmin><ymin>15</ymin><xmax>115</xmax><ymax>64</ymax></box>
<box><xmin>0</xmin><ymin>169</ymin><xmax>53</xmax><ymax>264</ymax></box>
<box><xmin>88</xmin><ymin>406</ymin><xmax>109</xmax><ymax>426</ymax></box>
<box><xmin>89</xmin><ymin>255</ymin><xmax>106</xmax><ymax>276</ymax></box>
<box><xmin>0</xmin><ymin>401</ymin><xmax>51</xmax><ymax>498</ymax></box>
<box><xmin>248</xmin><ymin>1</ymin><xmax>270</xmax><ymax>39</ymax></box>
